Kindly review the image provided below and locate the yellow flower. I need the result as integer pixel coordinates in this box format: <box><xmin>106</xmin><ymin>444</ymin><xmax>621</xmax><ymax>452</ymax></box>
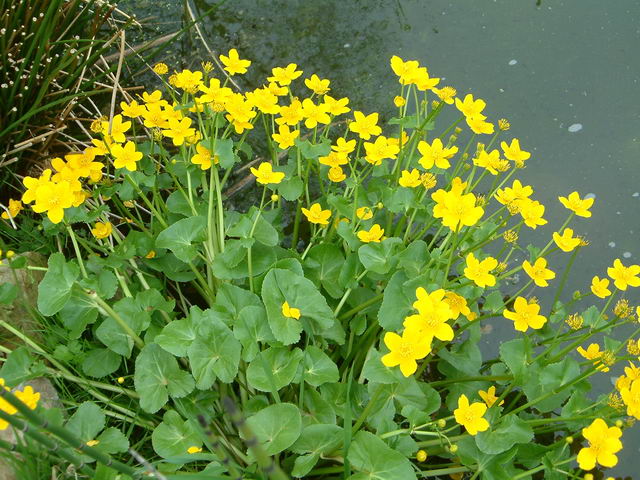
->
<box><xmin>153</xmin><ymin>63</ymin><xmax>168</xmax><ymax>75</ymax></box>
<box><xmin>117</xmin><ymin>376</ymin><xmax>125</xmax><ymax>384</ymax></box>
<box><xmin>590</xmin><ymin>276</ymin><xmax>612</xmax><ymax>298</ymax></box>
<box><xmin>432</xmin><ymin>186</ymin><xmax>484</xmax><ymax>231</ymax></box>
<box><xmin>349</xmin><ymin>111</ymin><xmax>382</xmax><ymax>140</ymax></box>
<box><xmin>266</xmin><ymin>81</ymin><xmax>288</xmax><ymax>96</ymax></box>
<box><xmin>100</xmin><ymin>115</ymin><xmax>131</xmax><ymax>143</ymax></box>
<box><xmin>500</xmin><ymin>138</ymin><xmax>531</xmax><ymax>162</ymax></box>
<box><xmin>466</xmin><ymin>115</ymin><xmax>494</xmax><ymax>135</ymax></box>
<box><xmin>414</xmin><ymin>66</ymin><xmax>440</xmax><ymax>91</ymax></box>
<box><xmin>250</xmin><ymin>162</ymin><xmax>285</xmax><ymax>185</ymax></box>
<box><xmin>364</xmin><ymin>136</ymin><xmax>400</xmax><ymax>165</ymax></box>
<box><xmin>162</xmin><ymin>117</ymin><xmax>196</xmax><ymax>146</ymax></box>
<box><xmin>576</xmin><ymin>418</ymin><xmax>622</xmax><ymax>471</ymax></box>
<box><xmin>416</xmin><ymin>450</ymin><xmax>427</xmax><ymax>462</ymax></box>
<box><xmin>301</xmin><ymin>203</ymin><xmax>331</xmax><ymax>225</ymax></box>
<box><xmin>463</xmin><ymin>253</ymin><xmax>497</xmax><ymax>288</ymax></box>
<box><xmin>141</xmin><ymin>104</ymin><xmax>170</xmax><ymax>129</ymax></box>
<box><xmin>276</xmin><ymin>99</ymin><xmax>304</xmax><ymax>126</ymax></box>
<box><xmin>271</xmin><ymin>125</ymin><xmax>300</xmax><ymax>150</ymax></box>
<box><xmin>331</xmin><ymin>138</ymin><xmax>356</xmax><ymax>157</ymax></box>
<box><xmin>519</xmin><ymin>199</ymin><xmax>547</xmax><ymax>229</ymax></box>
<box><xmin>219</xmin><ymin>48</ymin><xmax>251</xmax><ymax>75</ymax></box>
<box><xmin>86</xmin><ymin>440</ymin><xmax>100</xmax><ymax>447</ymax></box>
<box><xmin>381</xmin><ymin>329</ymin><xmax>431</xmax><ymax>377</ymax></box>
<box><xmin>305</xmin><ymin>74</ymin><xmax>330</xmax><ymax>95</ymax></box>
<box><xmin>522</xmin><ymin>257</ymin><xmax>556</xmax><ymax>287</ymax></box>
<box><xmin>268</xmin><ymin>64</ymin><xmax>303</xmax><ymax>86</ymax></box>
<box><xmin>91</xmin><ymin>222</ymin><xmax>112</xmax><ymax>239</ymax></box>
<box><xmin>357</xmin><ymin>224</ymin><xmax>384</xmax><ymax>243</ymax></box>
<box><xmin>443</xmin><ymin>291</ymin><xmax>471</xmax><ymax>319</ymax></box>
<box><xmin>553</xmin><ymin>228</ymin><xmax>581</xmax><ymax>252</ymax></box>
<box><xmin>398</xmin><ymin>169</ymin><xmax>421</xmax><ymax>188</ymax></box>
<box><xmin>558</xmin><ymin>191</ymin><xmax>594</xmax><ymax>218</ymax></box>
<box><xmin>198</xmin><ymin>78</ymin><xmax>233</xmax><ymax>105</ymax></box>
<box><xmin>172</xmin><ymin>69</ymin><xmax>203</xmax><ymax>94</ymax></box>
<box><xmin>145</xmin><ymin>250</ymin><xmax>156</xmax><ymax>259</ymax></box>
<box><xmin>245</xmin><ymin>87</ymin><xmax>279</xmax><ymax>115</ymax></box>
<box><xmin>120</xmin><ymin>100</ymin><xmax>146</xmax><ymax>118</ymax></box>
<box><xmin>191</xmin><ymin>143</ymin><xmax>218</xmax><ymax>170</ymax></box>
<box><xmin>455</xmin><ymin>94</ymin><xmax>486</xmax><ymax>118</ymax></box>
<box><xmin>281</xmin><ymin>301</ymin><xmax>301</xmax><ymax>320</ymax></box>
<box><xmin>319</xmin><ymin>152</ymin><xmax>348</xmax><ymax>168</ymax></box>
<box><xmin>393</xmin><ymin>96</ymin><xmax>406</xmax><ymax>107</ymax></box>
<box><xmin>417</xmin><ymin>138</ymin><xmax>458</xmax><ymax>169</ymax></box>
<box><xmin>111</xmin><ymin>141</ymin><xmax>143</xmax><ymax>172</ymax></box>
<box><xmin>187</xmin><ymin>446</ymin><xmax>203</xmax><ymax>454</ymax></box>
<box><xmin>403</xmin><ymin>288</ymin><xmax>455</xmax><ymax>342</ymax></box>
<box><xmin>503</xmin><ymin>296</ymin><xmax>547</xmax><ymax>332</ymax></box>
<box><xmin>421</xmin><ymin>172</ymin><xmax>437</xmax><ymax>190</ymax></box>
<box><xmin>2</xmin><ymin>199</ymin><xmax>23</xmax><ymax>220</ymax></box>
<box><xmin>473</xmin><ymin>149</ymin><xmax>507</xmax><ymax>175</ymax></box>
<box><xmin>31</xmin><ymin>181</ymin><xmax>74</xmax><ymax>224</ymax></box>
<box><xmin>494</xmin><ymin>180</ymin><xmax>533</xmax><ymax>207</ymax></box>
<box><xmin>620</xmin><ymin>378</ymin><xmax>640</xmax><ymax>419</ymax></box>
<box><xmin>328</xmin><ymin>166</ymin><xmax>346</xmax><ymax>183</ymax></box>
<box><xmin>607</xmin><ymin>259</ymin><xmax>640</xmax><ymax>290</ymax></box>
<box><xmin>323</xmin><ymin>95</ymin><xmax>350</xmax><ymax>116</ymax></box>
<box><xmin>389</xmin><ymin>55</ymin><xmax>421</xmax><ymax>85</ymax></box>
<box><xmin>453</xmin><ymin>394</ymin><xmax>489</xmax><ymax>436</ymax></box>
<box><xmin>433</xmin><ymin>86</ymin><xmax>457</xmax><ymax>104</ymax></box>
<box><xmin>576</xmin><ymin>343</ymin><xmax>609</xmax><ymax>372</ymax></box>
<box><xmin>301</xmin><ymin>99</ymin><xmax>331</xmax><ymax>129</ymax></box>
<box><xmin>478</xmin><ymin>386</ymin><xmax>504</xmax><ymax>407</ymax></box>
<box><xmin>356</xmin><ymin>207</ymin><xmax>373</xmax><ymax>220</ymax></box>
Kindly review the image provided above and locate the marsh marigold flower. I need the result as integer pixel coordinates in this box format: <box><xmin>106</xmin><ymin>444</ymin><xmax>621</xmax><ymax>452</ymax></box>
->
<box><xmin>328</xmin><ymin>166</ymin><xmax>346</xmax><ymax>183</ymax></box>
<box><xmin>349</xmin><ymin>111</ymin><xmax>382</xmax><ymax>140</ymax></box>
<box><xmin>276</xmin><ymin>99</ymin><xmax>304</xmax><ymax>126</ymax></box>
<box><xmin>302</xmin><ymin>203</ymin><xmax>331</xmax><ymax>225</ymax></box>
<box><xmin>191</xmin><ymin>144</ymin><xmax>218</xmax><ymax>170</ymax></box>
<box><xmin>381</xmin><ymin>329</ymin><xmax>431</xmax><ymax>377</ymax></box>
<box><xmin>553</xmin><ymin>228</ymin><xmax>581</xmax><ymax>252</ymax></box>
<box><xmin>399</xmin><ymin>169</ymin><xmax>422</xmax><ymax>188</ymax></box>
<box><xmin>250</xmin><ymin>162</ymin><xmax>285</xmax><ymax>185</ymax></box>
<box><xmin>500</xmin><ymin>138</ymin><xmax>531</xmax><ymax>163</ymax></box>
<box><xmin>389</xmin><ymin>55</ymin><xmax>421</xmax><ymax>85</ymax></box>
<box><xmin>111</xmin><ymin>141</ymin><xmax>143</xmax><ymax>172</ymax></box>
<box><xmin>403</xmin><ymin>288</ymin><xmax>455</xmax><ymax>342</ymax></box>
<box><xmin>607</xmin><ymin>259</ymin><xmax>640</xmax><ymax>291</ymax></box>
<box><xmin>466</xmin><ymin>115</ymin><xmax>495</xmax><ymax>135</ymax></box>
<box><xmin>281</xmin><ymin>301</ymin><xmax>301</xmax><ymax>320</ymax></box>
<box><xmin>91</xmin><ymin>222</ymin><xmax>112</xmax><ymax>239</ymax></box>
<box><xmin>268</xmin><ymin>64</ymin><xmax>303</xmax><ymax>86</ymax></box>
<box><xmin>454</xmin><ymin>394</ymin><xmax>489</xmax><ymax>436</ymax></box>
<box><xmin>187</xmin><ymin>446</ymin><xmax>202</xmax><ymax>454</ymax></box>
<box><xmin>576</xmin><ymin>418</ymin><xmax>622</xmax><ymax>471</ymax></box>
<box><xmin>523</xmin><ymin>257</ymin><xmax>556</xmax><ymax>287</ymax></box>
<box><xmin>100</xmin><ymin>115</ymin><xmax>130</xmax><ymax>143</ymax></box>
<box><xmin>478</xmin><ymin>386</ymin><xmax>504</xmax><ymax>407</ymax></box>
<box><xmin>443</xmin><ymin>291</ymin><xmax>471</xmax><ymax>319</ymax></box>
<box><xmin>519</xmin><ymin>199</ymin><xmax>547</xmax><ymax>229</ymax></box>
<box><xmin>504</xmin><ymin>296</ymin><xmax>547</xmax><ymax>332</ymax></box>
<box><xmin>331</xmin><ymin>138</ymin><xmax>356</xmax><ymax>157</ymax></box>
<box><xmin>463</xmin><ymin>253</ymin><xmax>497</xmax><ymax>288</ymax></box>
<box><xmin>162</xmin><ymin>117</ymin><xmax>196</xmax><ymax>146</ymax></box>
<box><xmin>301</xmin><ymin>99</ymin><xmax>331</xmax><ymax>129</ymax></box>
<box><xmin>455</xmin><ymin>94</ymin><xmax>486</xmax><ymax>118</ymax></box>
<box><xmin>432</xmin><ymin>185</ymin><xmax>484</xmax><ymax>232</ymax></box>
<box><xmin>323</xmin><ymin>95</ymin><xmax>350</xmax><ymax>116</ymax></box>
<box><xmin>417</xmin><ymin>138</ymin><xmax>458</xmax><ymax>169</ymax></box>
<box><xmin>153</xmin><ymin>63</ymin><xmax>168</xmax><ymax>74</ymax></box>
<box><xmin>433</xmin><ymin>86</ymin><xmax>456</xmax><ymax>104</ymax></box>
<box><xmin>558</xmin><ymin>191</ymin><xmax>594</xmax><ymax>218</ymax></box>
<box><xmin>2</xmin><ymin>199</ymin><xmax>23</xmax><ymax>220</ymax></box>
<box><xmin>305</xmin><ymin>74</ymin><xmax>330</xmax><ymax>95</ymax></box>
<box><xmin>364</xmin><ymin>136</ymin><xmax>399</xmax><ymax>165</ymax></box>
<box><xmin>219</xmin><ymin>48</ymin><xmax>251</xmax><ymax>75</ymax></box>
<box><xmin>577</xmin><ymin>344</ymin><xmax>609</xmax><ymax>372</ymax></box>
<box><xmin>356</xmin><ymin>206</ymin><xmax>373</xmax><ymax>221</ymax></box>
<box><xmin>319</xmin><ymin>152</ymin><xmax>348</xmax><ymax>168</ymax></box>
<box><xmin>31</xmin><ymin>181</ymin><xmax>75</xmax><ymax>224</ymax></box>
<box><xmin>271</xmin><ymin>125</ymin><xmax>300</xmax><ymax>150</ymax></box>
<box><xmin>620</xmin><ymin>378</ymin><xmax>640</xmax><ymax>419</ymax></box>
<box><xmin>357</xmin><ymin>224</ymin><xmax>384</xmax><ymax>243</ymax></box>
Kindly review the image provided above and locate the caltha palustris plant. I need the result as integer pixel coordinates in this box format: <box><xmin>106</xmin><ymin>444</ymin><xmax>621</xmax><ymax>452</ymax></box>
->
<box><xmin>1</xmin><ymin>49</ymin><xmax>640</xmax><ymax>479</ymax></box>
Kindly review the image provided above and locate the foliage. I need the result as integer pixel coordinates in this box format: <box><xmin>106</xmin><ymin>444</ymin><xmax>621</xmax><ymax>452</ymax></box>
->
<box><xmin>0</xmin><ymin>50</ymin><xmax>639</xmax><ymax>479</ymax></box>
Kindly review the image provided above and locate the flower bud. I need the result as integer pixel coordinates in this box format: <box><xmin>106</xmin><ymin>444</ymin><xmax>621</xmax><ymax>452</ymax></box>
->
<box><xmin>271</xmin><ymin>194</ymin><xmax>280</xmax><ymax>202</ymax></box>
<box><xmin>416</xmin><ymin>449</ymin><xmax>427</xmax><ymax>462</ymax></box>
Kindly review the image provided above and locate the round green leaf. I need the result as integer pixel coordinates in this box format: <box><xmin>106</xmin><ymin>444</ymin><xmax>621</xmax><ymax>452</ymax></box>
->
<box><xmin>152</xmin><ymin>410</ymin><xmax>201</xmax><ymax>458</ymax></box>
<box><xmin>246</xmin><ymin>347</ymin><xmax>303</xmax><ymax>392</ymax></box>
<box><xmin>302</xmin><ymin>346</ymin><xmax>339</xmax><ymax>387</ymax></box>
<box><xmin>245</xmin><ymin>403</ymin><xmax>302</xmax><ymax>455</ymax></box>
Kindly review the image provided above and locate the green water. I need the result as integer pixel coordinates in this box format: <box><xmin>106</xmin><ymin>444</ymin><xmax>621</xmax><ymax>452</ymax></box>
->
<box><xmin>125</xmin><ymin>0</ymin><xmax>640</xmax><ymax>475</ymax></box>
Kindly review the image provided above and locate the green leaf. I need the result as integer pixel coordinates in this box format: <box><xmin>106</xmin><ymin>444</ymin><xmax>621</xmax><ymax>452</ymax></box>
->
<box><xmin>499</xmin><ymin>337</ymin><xmax>532</xmax><ymax>385</ymax></box>
<box><xmin>296</xmin><ymin>139</ymin><xmax>331</xmax><ymax>160</ymax></box>
<box><xmin>188</xmin><ymin>313</ymin><xmax>241</xmax><ymax>388</ymax></box>
<box><xmin>37</xmin><ymin>253</ymin><xmax>79</xmax><ymax>316</ymax></box>
<box><xmin>261</xmin><ymin>268</ymin><xmax>336</xmax><ymax>345</ymax></box>
<box><xmin>152</xmin><ymin>410</ymin><xmax>201</xmax><ymax>458</ymax></box>
<box><xmin>227</xmin><ymin>209</ymin><xmax>279</xmax><ymax>246</ymax></box>
<box><xmin>60</xmin><ymin>290</ymin><xmax>99</xmax><ymax>339</ymax></box>
<box><xmin>80</xmin><ymin>269</ymin><xmax>118</xmax><ymax>300</ymax></box>
<box><xmin>292</xmin><ymin>453</ymin><xmax>320</xmax><ymax>478</ymax></box>
<box><xmin>290</xmin><ymin>424</ymin><xmax>343</xmax><ymax>476</ymax></box>
<box><xmin>134</xmin><ymin>343</ymin><xmax>195</xmax><ymax>413</ymax></box>
<box><xmin>522</xmin><ymin>357</ymin><xmax>580</xmax><ymax>412</ymax></box>
<box><xmin>304</xmin><ymin>244</ymin><xmax>345</xmax><ymax>298</ymax></box>
<box><xmin>155</xmin><ymin>216</ymin><xmax>207</xmax><ymax>263</ymax></box>
<box><xmin>397</xmin><ymin>240</ymin><xmax>430</xmax><ymax>277</ymax></box>
<box><xmin>347</xmin><ymin>431</ymin><xmax>417</xmax><ymax>480</ymax></box>
<box><xmin>213</xmin><ymin>138</ymin><xmax>236</xmax><ymax>169</ymax></box>
<box><xmin>475</xmin><ymin>415</ymin><xmax>533</xmax><ymax>455</ymax></box>
<box><xmin>0</xmin><ymin>283</ymin><xmax>17</xmax><ymax>304</ymax></box>
<box><xmin>247</xmin><ymin>347</ymin><xmax>303</xmax><ymax>392</ymax></box>
<box><xmin>234</xmin><ymin>305</ymin><xmax>274</xmax><ymax>362</ymax></box>
<box><xmin>484</xmin><ymin>290</ymin><xmax>505</xmax><ymax>313</ymax></box>
<box><xmin>155</xmin><ymin>317</ymin><xmax>196</xmax><ymax>357</ymax></box>
<box><xmin>245</xmin><ymin>403</ymin><xmax>302</xmax><ymax>455</ymax></box>
<box><xmin>302</xmin><ymin>346</ymin><xmax>339</xmax><ymax>387</ymax></box>
<box><xmin>377</xmin><ymin>271</ymin><xmax>429</xmax><ymax>331</ymax></box>
<box><xmin>0</xmin><ymin>347</ymin><xmax>36</xmax><ymax>386</ymax></box>
<box><xmin>278</xmin><ymin>176</ymin><xmax>304</xmax><ymax>201</ymax></box>
<box><xmin>96</xmin><ymin>427</ymin><xmax>129</xmax><ymax>455</ymax></box>
<box><xmin>358</xmin><ymin>237</ymin><xmax>403</xmax><ymax>274</ymax></box>
<box><xmin>82</xmin><ymin>349</ymin><xmax>121</xmax><ymax>378</ymax></box>
<box><xmin>66</xmin><ymin>402</ymin><xmax>105</xmax><ymax>442</ymax></box>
